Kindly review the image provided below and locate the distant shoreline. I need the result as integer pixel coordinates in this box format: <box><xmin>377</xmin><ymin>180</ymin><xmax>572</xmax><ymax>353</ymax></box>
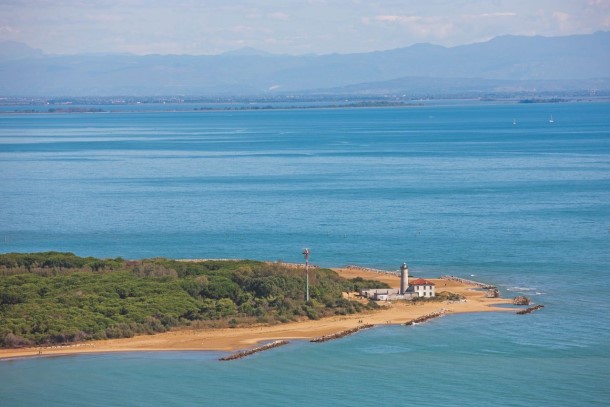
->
<box><xmin>1</xmin><ymin>96</ymin><xmax>609</xmax><ymax>115</ymax></box>
<box><xmin>0</xmin><ymin>267</ymin><xmax>513</xmax><ymax>361</ymax></box>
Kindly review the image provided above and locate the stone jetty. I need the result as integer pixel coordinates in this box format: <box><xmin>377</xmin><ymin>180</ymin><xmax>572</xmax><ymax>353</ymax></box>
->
<box><xmin>516</xmin><ymin>305</ymin><xmax>544</xmax><ymax>315</ymax></box>
<box><xmin>512</xmin><ymin>296</ymin><xmax>531</xmax><ymax>305</ymax></box>
<box><xmin>219</xmin><ymin>340</ymin><xmax>289</xmax><ymax>361</ymax></box>
<box><xmin>310</xmin><ymin>324</ymin><xmax>374</xmax><ymax>343</ymax></box>
<box><xmin>345</xmin><ymin>265</ymin><xmax>397</xmax><ymax>276</ymax></box>
<box><xmin>486</xmin><ymin>288</ymin><xmax>500</xmax><ymax>298</ymax></box>
<box><xmin>440</xmin><ymin>275</ymin><xmax>499</xmax><ymax>298</ymax></box>
<box><xmin>404</xmin><ymin>311</ymin><xmax>445</xmax><ymax>326</ymax></box>
<box><xmin>440</xmin><ymin>275</ymin><xmax>496</xmax><ymax>289</ymax></box>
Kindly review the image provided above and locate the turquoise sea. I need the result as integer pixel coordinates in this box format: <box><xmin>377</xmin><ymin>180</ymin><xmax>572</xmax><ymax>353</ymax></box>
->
<box><xmin>1</xmin><ymin>102</ymin><xmax>609</xmax><ymax>406</ymax></box>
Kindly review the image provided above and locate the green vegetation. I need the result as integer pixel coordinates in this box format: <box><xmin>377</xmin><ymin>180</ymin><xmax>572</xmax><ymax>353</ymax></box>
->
<box><xmin>0</xmin><ymin>252</ymin><xmax>386</xmax><ymax>348</ymax></box>
<box><xmin>411</xmin><ymin>291</ymin><xmax>465</xmax><ymax>303</ymax></box>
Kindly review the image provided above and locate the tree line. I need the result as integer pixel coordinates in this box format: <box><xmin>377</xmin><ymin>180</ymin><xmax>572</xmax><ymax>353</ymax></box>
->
<box><xmin>0</xmin><ymin>252</ymin><xmax>387</xmax><ymax>348</ymax></box>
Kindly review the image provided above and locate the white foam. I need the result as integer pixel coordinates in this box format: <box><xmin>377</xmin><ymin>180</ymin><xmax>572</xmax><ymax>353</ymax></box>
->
<box><xmin>510</xmin><ymin>286</ymin><xmax>536</xmax><ymax>291</ymax></box>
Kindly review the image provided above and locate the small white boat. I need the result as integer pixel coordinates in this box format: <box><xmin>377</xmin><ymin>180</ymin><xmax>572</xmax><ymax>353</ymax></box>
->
<box><xmin>549</xmin><ymin>115</ymin><xmax>554</xmax><ymax>123</ymax></box>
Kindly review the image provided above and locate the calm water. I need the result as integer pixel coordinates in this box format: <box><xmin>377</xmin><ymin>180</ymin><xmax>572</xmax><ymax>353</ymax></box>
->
<box><xmin>1</xmin><ymin>103</ymin><xmax>609</xmax><ymax>406</ymax></box>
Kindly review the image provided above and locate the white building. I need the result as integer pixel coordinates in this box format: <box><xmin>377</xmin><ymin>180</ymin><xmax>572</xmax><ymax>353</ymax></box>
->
<box><xmin>360</xmin><ymin>263</ymin><xmax>435</xmax><ymax>301</ymax></box>
<box><xmin>409</xmin><ymin>278</ymin><xmax>436</xmax><ymax>298</ymax></box>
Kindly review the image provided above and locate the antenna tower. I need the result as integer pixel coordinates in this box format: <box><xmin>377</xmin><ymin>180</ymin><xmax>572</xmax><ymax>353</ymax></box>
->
<box><xmin>302</xmin><ymin>248</ymin><xmax>310</xmax><ymax>302</ymax></box>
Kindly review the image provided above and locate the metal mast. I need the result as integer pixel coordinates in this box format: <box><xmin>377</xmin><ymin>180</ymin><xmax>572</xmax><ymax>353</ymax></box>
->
<box><xmin>302</xmin><ymin>248</ymin><xmax>310</xmax><ymax>302</ymax></box>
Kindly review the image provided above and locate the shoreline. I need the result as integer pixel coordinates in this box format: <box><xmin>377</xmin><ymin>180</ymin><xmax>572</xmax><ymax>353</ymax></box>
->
<box><xmin>0</xmin><ymin>268</ymin><xmax>512</xmax><ymax>361</ymax></box>
<box><xmin>2</xmin><ymin>97</ymin><xmax>608</xmax><ymax>116</ymax></box>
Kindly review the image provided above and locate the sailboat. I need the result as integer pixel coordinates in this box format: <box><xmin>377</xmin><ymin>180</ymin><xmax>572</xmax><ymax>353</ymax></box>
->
<box><xmin>549</xmin><ymin>115</ymin><xmax>554</xmax><ymax>123</ymax></box>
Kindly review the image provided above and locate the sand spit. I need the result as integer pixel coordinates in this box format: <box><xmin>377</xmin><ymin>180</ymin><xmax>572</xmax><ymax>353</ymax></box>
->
<box><xmin>0</xmin><ymin>267</ymin><xmax>514</xmax><ymax>360</ymax></box>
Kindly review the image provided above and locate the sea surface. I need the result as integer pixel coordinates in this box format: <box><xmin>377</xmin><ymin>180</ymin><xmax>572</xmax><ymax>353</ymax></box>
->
<box><xmin>1</xmin><ymin>102</ymin><xmax>609</xmax><ymax>406</ymax></box>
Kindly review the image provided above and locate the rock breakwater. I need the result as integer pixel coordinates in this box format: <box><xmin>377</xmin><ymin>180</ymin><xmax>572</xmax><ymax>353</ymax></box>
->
<box><xmin>440</xmin><ymin>275</ymin><xmax>496</xmax><ymax>289</ymax></box>
<box><xmin>310</xmin><ymin>324</ymin><xmax>374</xmax><ymax>343</ymax></box>
<box><xmin>405</xmin><ymin>311</ymin><xmax>445</xmax><ymax>326</ymax></box>
<box><xmin>345</xmin><ymin>265</ymin><xmax>397</xmax><ymax>276</ymax></box>
<box><xmin>219</xmin><ymin>340</ymin><xmax>289</xmax><ymax>361</ymax></box>
<box><xmin>440</xmin><ymin>276</ymin><xmax>499</xmax><ymax>298</ymax></box>
<box><xmin>513</xmin><ymin>296</ymin><xmax>531</xmax><ymax>305</ymax></box>
<box><xmin>516</xmin><ymin>305</ymin><xmax>544</xmax><ymax>315</ymax></box>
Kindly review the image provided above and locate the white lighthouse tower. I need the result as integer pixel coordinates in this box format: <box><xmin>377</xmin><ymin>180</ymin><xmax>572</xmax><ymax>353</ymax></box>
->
<box><xmin>400</xmin><ymin>262</ymin><xmax>409</xmax><ymax>294</ymax></box>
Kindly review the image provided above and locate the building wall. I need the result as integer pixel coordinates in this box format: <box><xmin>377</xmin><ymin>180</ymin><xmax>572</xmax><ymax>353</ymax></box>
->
<box><xmin>389</xmin><ymin>292</ymin><xmax>418</xmax><ymax>300</ymax></box>
<box><xmin>375</xmin><ymin>294</ymin><xmax>389</xmax><ymax>301</ymax></box>
<box><xmin>413</xmin><ymin>284</ymin><xmax>436</xmax><ymax>298</ymax></box>
<box><xmin>360</xmin><ymin>288</ymin><xmax>401</xmax><ymax>299</ymax></box>
<box><xmin>361</xmin><ymin>286</ymin><xmax>433</xmax><ymax>300</ymax></box>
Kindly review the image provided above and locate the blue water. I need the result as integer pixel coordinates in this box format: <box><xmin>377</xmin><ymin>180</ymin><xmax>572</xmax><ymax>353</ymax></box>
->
<box><xmin>1</xmin><ymin>103</ymin><xmax>609</xmax><ymax>406</ymax></box>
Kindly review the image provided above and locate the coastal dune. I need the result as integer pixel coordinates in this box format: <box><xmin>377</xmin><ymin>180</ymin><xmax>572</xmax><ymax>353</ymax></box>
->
<box><xmin>0</xmin><ymin>268</ymin><xmax>511</xmax><ymax>360</ymax></box>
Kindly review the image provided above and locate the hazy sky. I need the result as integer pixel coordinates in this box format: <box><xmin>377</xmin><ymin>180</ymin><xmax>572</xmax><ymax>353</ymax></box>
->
<box><xmin>1</xmin><ymin>0</ymin><xmax>609</xmax><ymax>55</ymax></box>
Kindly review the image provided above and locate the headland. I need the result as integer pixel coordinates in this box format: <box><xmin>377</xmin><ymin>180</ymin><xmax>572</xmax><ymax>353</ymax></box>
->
<box><xmin>0</xmin><ymin>266</ymin><xmax>512</xmax><ymax>360</ymax></box>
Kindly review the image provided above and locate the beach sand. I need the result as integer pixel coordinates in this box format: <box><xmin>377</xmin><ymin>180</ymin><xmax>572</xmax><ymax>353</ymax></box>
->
<box><xmin>0</xmin><ymin>268</ymin><xmax>511</xmax><ymax>360</ymax></box>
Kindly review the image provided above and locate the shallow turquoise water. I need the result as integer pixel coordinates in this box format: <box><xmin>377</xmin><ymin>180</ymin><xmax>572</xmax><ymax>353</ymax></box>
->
<box><xmin>1</xmin><ymin>102</ymin><xmax>609</xmax><ymax>406</ymax></box>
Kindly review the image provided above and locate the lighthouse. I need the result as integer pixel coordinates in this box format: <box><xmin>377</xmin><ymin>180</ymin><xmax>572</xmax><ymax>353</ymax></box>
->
<box><xmin>400</xmin><ymin>262</ymin><xmax>409</xmax><ymax>294</ymax></box>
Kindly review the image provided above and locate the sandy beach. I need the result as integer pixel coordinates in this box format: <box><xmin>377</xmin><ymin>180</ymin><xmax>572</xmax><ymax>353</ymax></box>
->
<box><xmin>0</xmin><ymin>268</ymin><xmax>512</xmax><ymax>360</ymax></box>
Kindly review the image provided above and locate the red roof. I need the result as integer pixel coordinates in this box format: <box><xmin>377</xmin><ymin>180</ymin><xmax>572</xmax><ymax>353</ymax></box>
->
<box><xmin>410</xmin><ymin>278</ymin><xmax>435</xmax><ymax>286</ymax></box>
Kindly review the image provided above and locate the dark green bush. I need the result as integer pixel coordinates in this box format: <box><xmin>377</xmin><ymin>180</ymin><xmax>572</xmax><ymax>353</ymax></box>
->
<box><xmin>0</xmin><ymin>253</ymin><xmax>378</xmax><ymax>347</ymax></box>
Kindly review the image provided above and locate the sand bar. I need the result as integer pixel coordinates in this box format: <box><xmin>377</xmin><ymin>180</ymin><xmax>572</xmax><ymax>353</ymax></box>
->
<box><xmin>0</xmin><ymin>268</ymin><xmax>512</xmax><ymax>360</ymax></box>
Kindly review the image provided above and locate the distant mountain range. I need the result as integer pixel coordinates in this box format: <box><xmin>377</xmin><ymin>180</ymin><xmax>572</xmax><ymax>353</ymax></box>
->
<box><xmin>1</xmin><ymin>32</ymin><xmax>609</xmax><ymax>96</ymax></box>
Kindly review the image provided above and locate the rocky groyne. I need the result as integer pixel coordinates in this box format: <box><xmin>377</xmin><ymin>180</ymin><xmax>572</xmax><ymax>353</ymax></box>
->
<box><xmin>310</xmin><ymin>324</ymin><xmax>374</xmax><ymax>343</ymax></box>
<box><xmin>345</xmin><ymin>265</ymin><xmax>397</xmax><ymax>276</ymax></box>
<box><xmin>404</xmin><ymin>311</ymin><xmax>445</xmax><ymax>326</ymax></box>
<box><xmin>486</xmin><ymin>287</ymin><xmax>500</xmax><ymax>298</ymax></box>
<box><xmin>219</xmin><ymin>340</ymin><xmax>289</xmax><ymax>361</ymax></box>
<box><xmin>441</xmin><ymin>275</ymin><xmax>499</xmax><ymax>298</ymax></box>
<box><xmin>512</xmin><ymin>296</ymin><xmax>531</xmax><ymax>305</ymax></box>
<box><xmin>440</xmin><ymin>275</ymin><xmax>496</xmax><ymax>289</ymax></box>
<box><xmin>516</xmin><ymin>305</ymin><xmax>544</xmax><ymax>315</ymax></box>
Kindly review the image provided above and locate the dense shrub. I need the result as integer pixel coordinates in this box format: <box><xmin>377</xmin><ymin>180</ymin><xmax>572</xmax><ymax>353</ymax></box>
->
<box><xmin>0</xmin><ymin>253</ymin><xmax>380</xmax><ymax>347</ymax></box>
